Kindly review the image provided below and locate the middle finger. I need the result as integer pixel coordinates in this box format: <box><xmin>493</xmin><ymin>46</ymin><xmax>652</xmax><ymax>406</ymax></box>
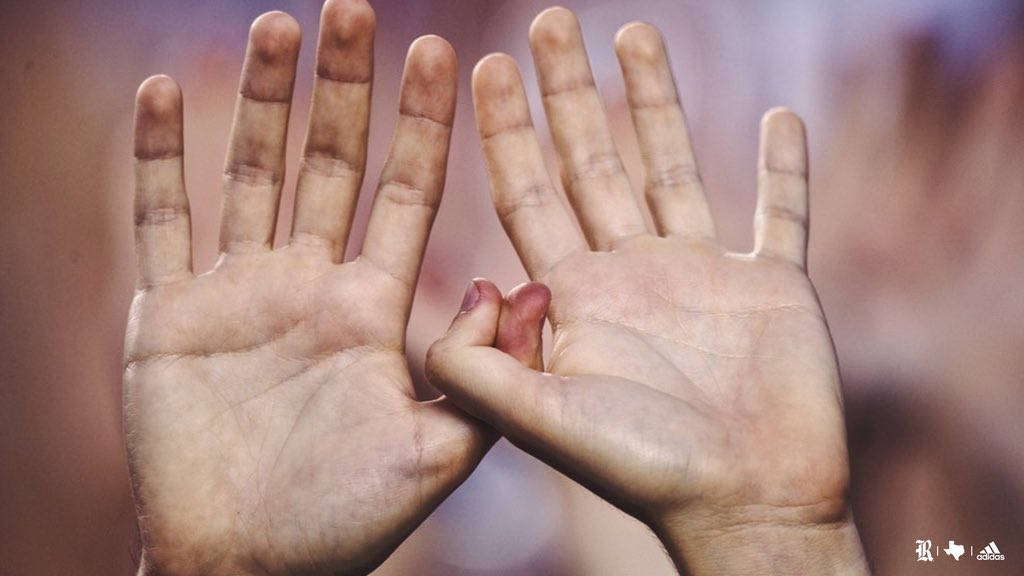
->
<box><xmin>529</xmin><ymin>7</ymin><xmax>648</xmax><ymax>251</ymax></box>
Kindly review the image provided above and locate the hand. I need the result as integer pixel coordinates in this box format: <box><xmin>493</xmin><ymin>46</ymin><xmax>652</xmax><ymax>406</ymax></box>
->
<box><xmin>426</xmin><ymin>8</ymin><xmax>869</xmax><ymax>575</ymax></box>
<box><xmin>124</xmin><ymin>3</ymin><xmax>490</xmax><ymax>574</ymax></box>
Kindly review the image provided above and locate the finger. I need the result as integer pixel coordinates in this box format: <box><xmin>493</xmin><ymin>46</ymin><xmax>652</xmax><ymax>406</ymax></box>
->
<box><xmin>359</xmin><ymin>36</ymin><xmax>455</xmax><ymax>297</ymax></box>
<box><xmin>439</xmin><ymin>278</ymin><xmax>504</xmax><ymax>348</ymax></box>
<box><xmin>426</xmin><ymin>307</ymin><xmax>568</xmax><ymax>465</ymax></box>
<box><xmin>495</xmin><ymin>282</ymin><xmax>550</xmax><ymax>370</ymax></box>
<box><xmin>614</xmin><ymin>22</ymin><xmax>716</xmax><ymax>242</ymax></box>
<box><xmin>754</xmin><ymin>108</ymin><xmax>809</xmax><ymax>269</ymax></box>
<box><xmin>472</xmin><ymin>53</ymin><xmax>586</xmax><ymax>279</ymax></box>
<box><xmin>426</xmin><ymin>280</ymin><xmax>552</xmax><ymax>430</ymax></box>
<box><xmin>427</xmin><ymin>281</ymin><xmax>625</xmax><ymax>492</ymax></box>
<box><xmin>134</xmin><ymin>75</ymin><xmax>192</xmax><ymax>288</ymax></box>
<box><xmin>290</xmin><ymin>0</ymin><xmax>375</xmax><ymax>261</ymax></box>
<box><xmin>219</xmin><ymin>12</ymin><xmax>301</xmax><ymax>254</ymax></box>
<box><xmin>529</xmin><ymin>7</ymin><xmax>648</xmax><ymax>250</ymax></box>
<box><xmin>428</xmin><ymin>339</ymin><xmax>706</xmax><ymax>520</ymax></box>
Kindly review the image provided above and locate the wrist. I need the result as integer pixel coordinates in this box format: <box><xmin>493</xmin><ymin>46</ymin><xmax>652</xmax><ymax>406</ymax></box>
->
<box><xmin>653</xmin><ymin>506</ymin><xmax>870</xmax><ymax>576</ymax></box>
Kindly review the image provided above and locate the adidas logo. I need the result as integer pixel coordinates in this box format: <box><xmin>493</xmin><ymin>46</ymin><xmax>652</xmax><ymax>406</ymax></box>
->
<box><xmin>977</xmin><ymin>541</ymin><xmax>1005</xmax><ymax>561</ymax></box>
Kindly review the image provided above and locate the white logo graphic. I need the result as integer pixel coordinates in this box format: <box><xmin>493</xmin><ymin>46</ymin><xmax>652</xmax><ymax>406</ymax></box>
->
<box><xmin>977</xmin><ymin>541</ymin><xmax>1005</xmax><ymax>561</ymax></box>
<box><xmin>916</xmin><ymin>539</ymin><xmax>934</xmax><ymax>562</ymax></box>
<box><xmin>943</xmin><ymin>540</ymin><xmax>965</xmax><ymax>561</ymax></box>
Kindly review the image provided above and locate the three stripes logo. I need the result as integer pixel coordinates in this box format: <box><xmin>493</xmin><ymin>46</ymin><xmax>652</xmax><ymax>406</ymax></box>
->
<box><xmin>977</xmin><ymin>541</ymin><xmax>1005</xmax><ymax>561</ymax></box>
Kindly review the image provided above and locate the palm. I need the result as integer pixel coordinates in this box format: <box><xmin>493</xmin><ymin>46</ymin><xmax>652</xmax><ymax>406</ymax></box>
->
<box><xmin>125</xmin><ymin>5</ymin><xmax>485</xmax><ymax>574</ymax></box>
<box><xmin>126</xmin><ymin>252</ymin><xmax>482</xmax><ymax>574</ymax></box>
<box><xmin>541</xmin><ymin>236</ymin><xmax>846</xmax><ymax>516</ymax></box>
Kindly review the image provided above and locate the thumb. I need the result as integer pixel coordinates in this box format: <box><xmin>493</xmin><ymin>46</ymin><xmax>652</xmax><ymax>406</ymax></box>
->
<box><xmin>496</xmin><ymin>282</ymin><xmax>551</xmax><ymax>370</ymax></box>
<box><xmin>439</xmin><ymin>278</ymin><xmax>504</xmax><ymax>347</ymax></box>
<box><xmin>426</xmin><ymin>280</ymin><xmax>562</xmax><ymax>447</ymax></box>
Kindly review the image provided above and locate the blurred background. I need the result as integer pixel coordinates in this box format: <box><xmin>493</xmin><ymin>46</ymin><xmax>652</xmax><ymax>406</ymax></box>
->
<box><xmin>2</xmin><ymin>0</ymin><xmax>1022</xmax><ymax>574</ymax></box>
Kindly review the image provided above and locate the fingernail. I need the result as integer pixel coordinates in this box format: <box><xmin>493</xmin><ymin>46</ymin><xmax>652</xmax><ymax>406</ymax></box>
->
<box><xmin>460</xmin><ymin>280</ymin><xmax>480</xmax><ymax>312</ymax></box>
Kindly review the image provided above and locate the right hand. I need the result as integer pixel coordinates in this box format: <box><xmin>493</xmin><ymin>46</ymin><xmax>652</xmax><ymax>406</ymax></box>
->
<box><xmin>426</xmin><ymin>8</ymin><xmax>869</xmax><ymax>574</ymax></box>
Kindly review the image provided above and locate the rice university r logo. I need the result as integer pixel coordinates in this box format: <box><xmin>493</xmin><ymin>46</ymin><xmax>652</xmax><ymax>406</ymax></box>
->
<box><xmin>916</xmin><ymin>539</ymin><xmax>934</xmax><ymax>562</ymax></box>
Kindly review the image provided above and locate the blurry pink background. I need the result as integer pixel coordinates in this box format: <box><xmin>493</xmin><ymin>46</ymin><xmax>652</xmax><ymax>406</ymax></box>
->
<box><xmin>2</xmin><ymin>1</ymin><xmax>1022</xmax><ymax>574</ymax></box>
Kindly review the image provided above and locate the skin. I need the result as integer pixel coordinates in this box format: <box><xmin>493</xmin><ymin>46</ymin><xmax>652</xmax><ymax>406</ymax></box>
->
<box><xmin>426</xmin><ymin>8</ymin><xmax>870</xmax><ymax>575</ymax></box>
<box><xmin>127</xmin><ymin>2</ymin><xmax>870</xmax><ymax>574</ymax></box>
<box><xmin>123</xmin><ymin>2</ymin><xmax>517</xmax><ymax>574</ymax></box>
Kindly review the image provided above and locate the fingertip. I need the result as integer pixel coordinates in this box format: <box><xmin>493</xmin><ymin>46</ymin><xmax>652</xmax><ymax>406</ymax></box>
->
<box><xmin>472</xmin><ymin>53</ymin><xmax>522</xmax><ymax>98</ymax></box>
<box><xmin>505</xmin><ymin>281</ymin><xmax>551</xmax><ymax>321</ymax></box>
<box><xmin>614</xmin><ymin>21</ymin><xmax>664</xmax><ymax>63</ymax></box>
<box><xmin>250</xmin><ymin>11</ymin><xmax>302</xmax><ymax>63</ymax></box>
<box><xmin>317</xmin><ymin>0</ymin><xmax>375</xmax><ymax>82</ymax></box>
<box><xmin>760</xmin><ymin>107</ymin><xmax>807</xmax><ymax>174</ymax></box>
<box><xmin>408</xmin><ymin>34</ymin><xmax>457</xmax><ymax>82</ymax></box>
<box><xmin>136</xmin><ymin>75</ymin><xmax>182</xmax><ymax>112</ymax></box>
<box><xmin>434</xmin><ymin>278</ymin><xmax>504</xmax><ymax>351</ymax></box>
<box><xmin>407</xmin><ymin>33</ymin><xmax>456</xmax><ymax>81</ymax></box>
<box><xmin>529</xmin><ymin>6</ymin><xmax>580</xmax><ymax>52</ymax></box>
<box><xmin>465</xmin><ymin>277</ymin><xmax>502</xmax><ymax>312</ymax></box>
<box><xmin>410</xmin><ymin>33</ymin><xmax>456</xmax><ymax>59</ymax></box>
<box><xmin>242</xmin><ymin>11</ymin><xmax>302</xmax><ymax>101</ymax></box>
<box><xmin>321</xmin><ymin>0</ymin><xmax>375</xmax><ymax>38</ymax></box>
<box><xmin>497</xmin><ymin>282</ymin><xmax>549</xmax><ymax>369</ymax></box>
<box><xmin>527</xmin><ymin>6</ymin><xmax>593</xmax><ymax>96</ymax></box>
<box><xmin>401</xmin><ymin>35</ymin><xmax>458</xmax><ymax>125</ymax></box>
<box><xmin>471</xmin><ymin>53</ymin><xmax>532</xmax><ymax>137</ymax></box>
<box><xmin>136</xmin><ymin>75</ymin><xmax>181</xmax><ymax>124</ymax></box>
<box><xmin>134</xmin><ymin>75</ymin><xmax>183</xmax><ymax>159</ymax></box>
<box><xmin>762</xmin><ymin>107</ymin><xmax>804</xmax><ymax>131</ymax></box>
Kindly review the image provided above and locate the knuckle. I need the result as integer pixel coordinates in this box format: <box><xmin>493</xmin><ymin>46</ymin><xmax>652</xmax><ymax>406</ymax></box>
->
<box><xmin>424</xmin><ymin>340</ymin><xmax>451</xmax><ymax>378</ymax></box>
<box><xmin>496</xmin><ymin>184</ymin><xmax>557</xmax><ymax>220</ymax></box>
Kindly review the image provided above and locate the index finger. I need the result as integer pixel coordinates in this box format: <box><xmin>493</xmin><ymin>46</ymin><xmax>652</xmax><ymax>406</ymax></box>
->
<box><xmin>359</xmin><ymin>36</ymin><xmax>457</xmax><ymax>309</ymax></box>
